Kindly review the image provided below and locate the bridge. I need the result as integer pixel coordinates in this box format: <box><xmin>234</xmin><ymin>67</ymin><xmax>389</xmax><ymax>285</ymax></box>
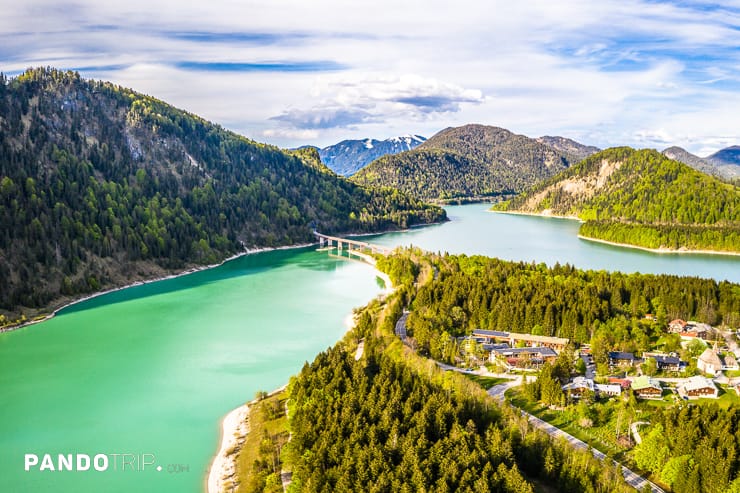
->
<box><xmin>313</xmin><ymin>232</ymin><xmax>393</xmax><ymax>258</ymax></box>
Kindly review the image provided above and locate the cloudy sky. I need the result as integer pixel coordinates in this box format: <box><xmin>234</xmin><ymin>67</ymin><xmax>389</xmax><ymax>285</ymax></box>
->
<box><xmin>3</xmin><ymin>0</ymin><xmax>740</xmax><ymax>154</ymax></box>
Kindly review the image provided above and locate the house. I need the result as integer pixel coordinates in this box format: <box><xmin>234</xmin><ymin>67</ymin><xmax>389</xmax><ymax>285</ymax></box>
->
<box><xmin>680</xmin><ymin>322</ymin><xmax>712</xmax><ymax>341</ymax></box>
<box><xmin>595</xmin><ymin>383</ymin><xmax>622</xmax><ymax>396</ymax></box>
<box><xmin>609</xmin><ymin>377</ymin><xmax>632</xmax><ymax>391</ymax></box>
<box><xmin>562</xmin><ymin>377</ymin><xmax>595</xmax><ymax>398</ymax></box>
<box><xmin>698</xmin><ymin>349</ymin><xmax>724</xmax><ymax>376</ymax></box>
<box><xmin>473</xmin><ymin>329</ymin><xmax>569</xmax><ymax>353</ymax></box>
<box><xmin>677</xmin><ymin>376</ymin><xmax>718</xmax><ymax>399</ymax></box>
<box><xmin>609</xmin><ymin>351</ymin><xmax>635</xmax><ymax>367</ymax></box>
<box><xmin>489</xmin><ymin>346</ymin><xmax>557</xmax><ymax>369</ymax></box>
<box><xmin>668</xmin><ymin>319</ymin><xmax>688</xmax><ymax>333</ymax></box>
<box><xmin>650</xmin><ymin>355</ymin><xmax>682</xmax><ymax>372</ymax></box>
<box><xmin>631</xmin><ymin>376</ymin><xmax>662</xmax><ymax>399</ymax></box>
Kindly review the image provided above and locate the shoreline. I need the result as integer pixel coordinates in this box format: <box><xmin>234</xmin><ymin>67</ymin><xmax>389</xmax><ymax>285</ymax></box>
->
<box><xmin>489</xmin><ymin>209</ymin><xmax>583</xmax><ymax>222</ymax></box>
<box><xmin>492</xmin><ymin>210</ymin><xmax>740</xmax><ymax>258</ymax></box>
<box><xmin>577</xmin><ymin>235</ymin><xmax>740</xmax><ymax>257</ymax></box>
<box><xmin>208</xmin><ymin>257</ymin><xmax>396</xmax><ymax>491</ymax></box>
<box><xmin>0</xmin><ymin>243</ymin><xmax>313</xmax><ymax>334</ymax></box>
<box><xmin>206</xmin><ymin>385</ymin><xmax>287</xmax><ymax>493</ymax></box>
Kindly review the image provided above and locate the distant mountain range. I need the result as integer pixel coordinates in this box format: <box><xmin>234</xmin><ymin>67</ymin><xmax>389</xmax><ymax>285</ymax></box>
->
<box><xmin>662</xmin><ymin>146</ymin><xmax>740</xmax><ymax>180</ymax></box>
<box><xmin>496</xmin><ymin>147</ymin><xmax>740</xmax><ymax>253</ymax></box>
<box><xmin>351</xmin><ymin>124</ymin><xmax>599</xmax><ymax>201</ymax></box>
<box><xmin>312</xmin><ymin>135</ymin><xmax>426</xmax><ymax>176</ymax></box>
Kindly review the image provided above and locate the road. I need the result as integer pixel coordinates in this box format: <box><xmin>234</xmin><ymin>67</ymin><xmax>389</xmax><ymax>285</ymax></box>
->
<box><xmin>395</xmin><ymin>312</ymin><xmax>409</xmax><ymax>341</ymax></box>
<box><xmin>487</xmin><ymin>383</ymin><xmax>664</xmax><ymax>493</ymax></box>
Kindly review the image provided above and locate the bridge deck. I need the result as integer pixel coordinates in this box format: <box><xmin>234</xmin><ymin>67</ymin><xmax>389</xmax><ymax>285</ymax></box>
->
<box><xmin>313</xmin><ymin>232</ymin><xmax>393</xmax><ymax>255</ymax></box>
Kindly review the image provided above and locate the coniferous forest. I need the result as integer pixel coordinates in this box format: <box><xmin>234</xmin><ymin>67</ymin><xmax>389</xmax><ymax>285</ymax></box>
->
<box><xmin>0</xmin><ymin>68</ymin><xmax>444</xmax><ymax>321</ymax></box>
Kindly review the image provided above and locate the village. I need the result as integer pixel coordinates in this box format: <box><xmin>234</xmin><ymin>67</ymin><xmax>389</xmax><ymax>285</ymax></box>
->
<box><xmin>458</xmin><ymin>317</ymin><xmax>740</xmax><ymax>403</ymax></box>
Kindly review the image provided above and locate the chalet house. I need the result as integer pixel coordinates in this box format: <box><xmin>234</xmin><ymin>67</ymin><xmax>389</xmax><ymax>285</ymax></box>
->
<box><xmin>609</xmin><ymin>352</ymin><xmax>635</xmax><ymax>368</ymax></box>
<box><xmin>668</xmin><ymin>319</ymin><xmax>688</xmax><ymax>333</ymax></box>
<box><xmin>679</xmin><ymin>322</ymin><xmax>713</xmax><ymax>341</ymax></box>
<box><xmin>473</xmin><ymin>329</ymin><xmax>569</xmax><ymax>353</ymax></box>
<box><xmin>650</xmin><ymin>355</ymin><xmax>682</xmax><ymax>373</ymax></box>
<box><xmin>595</xmin><ymin>383</ymin><xmax>622</xmax><ymax>396</ymax></box>
<box><xmin>631</xmin><ymin>376</ymin><xmax>662</xmax><ymax>399</ymax></box>
<box><xmin>698</xmin><ymin>349</ymin><xmax>724</xmax><ymax>376</ymax></box>
<box><xmin>677</xmin><ymin>376</ymin><xmax>718</xmax><ymax>399</ymax></box>
<box><xmin>562</xmin><ymin>377</ymin><xmax>595</xmax><ymax>398</ymax></box>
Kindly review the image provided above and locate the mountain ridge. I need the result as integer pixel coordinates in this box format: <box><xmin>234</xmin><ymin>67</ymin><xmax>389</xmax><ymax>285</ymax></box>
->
<box><xmin>316</xmin><ymin>134</ymin><xmax>426</xmax><ymax>176</ymax></box>
<box><xmin>352</xmin><ymin>124</ymin><xmax>594</xmax><ymax>201</ymax></box>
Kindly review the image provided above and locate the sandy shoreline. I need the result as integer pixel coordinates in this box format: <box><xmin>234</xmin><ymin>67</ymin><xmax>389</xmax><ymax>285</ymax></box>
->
<box><xmin>577</xmin><ymin>235</ymin><xmax>740</xmax><ymax>257</ymax></box>
<box><xmin>206</xmin><ymin>385</ymin><xmax>287</xmax><ymax>493</ymax></box>
<box><xmin>489</xmin><ymin>209</ymin><xmax>583</xmax><ymax>222</ymax></box>
<box><xmin>0</xmin><ymin>243</ymin><xmax>314</xmax><ymax>334</ymax></box>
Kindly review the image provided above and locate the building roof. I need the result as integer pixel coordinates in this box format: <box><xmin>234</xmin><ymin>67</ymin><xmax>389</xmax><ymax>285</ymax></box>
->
<box><xmin>698</xmin><ymin>349</ymin><xmax>723</xmax><ymax>368</ymax></box>
<box><xmin>669</xmin><ymin>319</ymin><xmax>687</xmax><ymax>327</ymax></box>
<box><xmin>631</xmin><ymin>376</ymin><xmax>661</xmax><ymax>391</ymax></box>
<box><xmin>563</xmin><ymin>376</ymin><xmax>595</xmax><ymax>392</ymax></box>
<box><xmin>508</xmin><ymin>332</ymin><xmax>570</xmax><ymax>346</ymax></box>
<box><xmin>472</xmin><ymin>329</ymin><xmax>509</xmax><ymax>338</ymax></box>
<box><xmin>492</xmin><ymin>346</ymin><xmax>558</xmax><ymax>358</ymax></box>
<box><xmin>595</xmin><ymin>383</ymin><xmax>622</xmax><ymax>394</ymax></box>
<box><xmin>609</xmin><ymin>351</ymin><xmax>635</xmax><ymax>361</ymax></box>
<box><xmin>680</xmin><ymin>376</ymin><xmax>717</xmax><ymax>393</ymax></box>
<box><xmin>652</xmin><ymin>355</ymin><xmax>681</xmax><ymax>365</ymax></box>
<box><xmin>725</xmin><ymin>354</ymin><xmax>738</xmax><ymax>367</ymax></box>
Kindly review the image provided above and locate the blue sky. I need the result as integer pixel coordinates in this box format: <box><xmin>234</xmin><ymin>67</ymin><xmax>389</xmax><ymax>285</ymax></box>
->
<box><xmin>2</xmin><ymin>0</ymin><xmax>740</xmax><ymax>154</ymax></box>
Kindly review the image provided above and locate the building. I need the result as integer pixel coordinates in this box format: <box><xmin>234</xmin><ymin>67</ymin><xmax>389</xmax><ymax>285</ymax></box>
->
<box><xmin>473</xmin><ymin>329</ymin><xmax>569</xmax><ymax>353</ymax></box>
<box><xmin>595</xmin><ymin>383</ymin><xmax>622</xmax><ymax>397</ymax></box>
<box><xmin>698</xmin><ymin>349</ymin><xmax>724</xmax><ymax>376</ymax></box>
<box><xmin>668</xmin><ymin>319</ymin><xmax>688</xmax><ymax>333</ymax></box>
<box><xmin>609</xmin><ymin>351</ymin><xmax>636</xmax><ymax>368</ymax></box>
<box><xmin>650</xmin><ymin>354</ymin><xmax>682</xmax><ymax>373</ymax></box>
<box><xmin>723</xmin><ymin>354</ymin><xmax>739</xmax><ymax>371</ymax></box>
<box><xmin>608</xmin><ymin>377</ymin><xmax>632</xmax><ymax>391</ymax></box>
<box><xmin>677</xmin><ymin>376</ymin><xmax>718</xmax><ymax>399</ymax></box>
<box><xmin>489</xmin><ymin>346</ymin><xmax>558</xmax><ymax>369</ymax></box>
<box><xmin>631</xmin><ymin>376</ymin><xmax>662</xmax><ymax>399</ymax></box>
<box><xmin>562</xmin><ymin>377</ymin><xmax>595</xmax><ymax>398</ymax></box>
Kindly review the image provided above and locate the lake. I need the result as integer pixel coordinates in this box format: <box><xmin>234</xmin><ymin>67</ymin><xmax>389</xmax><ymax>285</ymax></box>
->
<box><xmin>1</xmin><ymin>203</ymin><xmax>738</xmax><ymax>492</ymax></box>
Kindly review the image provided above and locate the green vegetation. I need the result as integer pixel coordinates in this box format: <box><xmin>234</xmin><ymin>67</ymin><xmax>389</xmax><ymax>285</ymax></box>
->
<box><xmin>0</xmin><ymin>68</ymin><xmax>444</xmax><ymax>322</ymax></box>
<box><xmin>377</xmin><ymin>253</ymin><xmax>739</xmax><ymax>363</ymax></box>
<box><xmin>458</xmin><ymin>373</ymin><xmax>509</xmax><ymax>388</ymax></box>
<box><xmin>234</xmin><ymin>391</ymin><xmax>290</xmax><ymax>493</ymax></box>
<box><xmin>352</xmin><ymin>124</ymin><xmax>573</xmax><ymax>201</ymax></box>
<box><xmin>278</xmin><ymin>289</ymin><xmax>633</xmax><ymax>492</ymax></box>
<box><xmin>496</xmin><ymin>147</ymin><xmax>740</xmax><ymax>252</ymax></box>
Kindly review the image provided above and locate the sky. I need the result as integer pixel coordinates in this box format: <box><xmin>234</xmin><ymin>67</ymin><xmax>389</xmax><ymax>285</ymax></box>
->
<box><xmin>2</xmin><ymin>0</ymin><xmax>740</xmax><ymax>155</ymax></box>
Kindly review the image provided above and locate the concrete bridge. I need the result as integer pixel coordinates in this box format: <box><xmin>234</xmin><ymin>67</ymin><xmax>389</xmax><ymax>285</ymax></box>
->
<box><xmin>313</xmin><ymin>232</ymin><xmax>393</xmax><ymax>257</ymax></box>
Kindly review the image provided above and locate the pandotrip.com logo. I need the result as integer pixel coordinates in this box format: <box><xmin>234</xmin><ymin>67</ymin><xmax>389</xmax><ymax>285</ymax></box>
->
<box><xmin>24</xmin><ymin>453</ymin><xmax>190</xmax><ymax>473</ymax></box>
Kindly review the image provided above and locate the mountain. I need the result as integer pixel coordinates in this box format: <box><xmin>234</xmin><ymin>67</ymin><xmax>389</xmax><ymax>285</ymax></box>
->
<box><xmin>496</xmin><ymin>147</ymin><xmax>740</xmax><ymax>253</ymax></box>
<box><xmin>352</xmin><ymin>124</ymin><xmax>576</xmax><ymax>201</ymax></box>
<box><xmin>315</xmin><ymin>135</ymin><xmax>426</xmax><ymax>176</ymax></box>
<box><xmin>536</xmin><ymin>135</ymin><xmax>600</xmax><ymax>163</ymax></box>
<box><xmin>706</xmin><ymin>146</ymin><xmax>740</xmax><ymax>179</ymax></box>
<box><xmin>662</xmin><ymin>146</ymin><xmax>719</xmax><ymax>177</ymax></box>
<box><xmin>0</xmin><ymin>68</ymin><xmax>444</xmax><ymax>323</ymax></box>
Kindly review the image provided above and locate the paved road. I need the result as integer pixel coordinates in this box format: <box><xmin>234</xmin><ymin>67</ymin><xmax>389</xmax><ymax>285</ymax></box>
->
<box><xmin>394</xmin><ymin>312</ymin><xmax>409</xmax><ymax>341</ymax></box>
<box><xmin>581</xmin><ymin>353</ymin><xmax>596</xmax><ymax>380</ymax></box>
<box><xmin>487</xmin><ymin>383</ymin><xmax>664</xmax><ymax>493</ymax></box>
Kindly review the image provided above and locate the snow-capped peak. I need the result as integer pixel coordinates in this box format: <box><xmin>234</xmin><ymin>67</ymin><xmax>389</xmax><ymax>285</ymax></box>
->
<box><xmin>364</xmin><ymin>138</ymin><xmax>374</xmax><ymax>149</ymax></box>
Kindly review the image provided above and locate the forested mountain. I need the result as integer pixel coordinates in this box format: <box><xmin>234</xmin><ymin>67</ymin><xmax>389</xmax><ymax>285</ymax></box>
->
<box><xmin>352</xmin><ymin>124</ymin><xmax>577</xmax><ymax>201</ymax></box>
<box><xmin>536</xmin><ymin>135</ymin><xmax>600</xmax><ymax>163</ymax></box>
<box><xmin>662</xmin><ymin>146</ymin><xmax>733</xmax><ymax>180</ymax></box>
<box><xmin>0</xmin><ymin>68</ymin><xmax>444</xmax><ymax>323</ymax></box>
<box><xmin>496</xmin><ymin>147</ymin><xmax>740</xmax><ymax>253</ymax></box>
<box><xmin>315</xmin><ymin>135</ymin><xmax>426</xmax><ymax>176</ymax></box>
<box><xmin>706</xmin><ymin>145</ymin><xmax>740</xmax><ymax>179</ymax></box>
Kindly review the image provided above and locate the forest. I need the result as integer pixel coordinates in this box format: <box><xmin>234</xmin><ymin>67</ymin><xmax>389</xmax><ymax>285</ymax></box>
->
<box><xmin>273</xmin><ymin>296</ymin><xmax>633</xmax><ymax>493</ymax></box>
<box><xmin>352</xmin><ymin>124</ymin><xmax>573</xmax><ymax>201</ymax></box>
<box><xmin>376</xmin><ymin>252</ymin><xmax>740</xmax><ymax>363</ymax></box>
<box><xmin>0</xmin><ymin>68</ymin><xmax>444</xmax><ymax>321</ymax></box>
<box><xmin>497</xmin><ymin>147</ymin><xmax>740</xmax><ymax>252</ymax></box>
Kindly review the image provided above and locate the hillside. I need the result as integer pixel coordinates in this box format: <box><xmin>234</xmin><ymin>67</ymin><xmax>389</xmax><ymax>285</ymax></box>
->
<box><xmin>352</xmin><ymin>124</ymin><xmax>576</xmax><ymax>201</ymax></box>
<box><xmin>495</xmin><ymin>147</ymin><xmax>740</xmax><ymax>253</ymax></box>
<box><xmin>0</xmin><ymin>68</ymin><xmax>445</xmax><ymax>323</ymax></box>
<box><xmin>317</xmin><ymin>135</ymin><xmax>426</xmax><ymax>176</ymax></box>
<box><xmin>662</xmin><ymin>146</ymin><xmax>719</xmax><ymax>177</ymax></box>
<box><xmin>706</xmin><ymin>145</ymin><xmax>740</xmax><ymax>180</ymax></box>
<box><xmin>536</xmin><ymin>135</ymin><xmax>600</xmax><ymax>163</ymax></box>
